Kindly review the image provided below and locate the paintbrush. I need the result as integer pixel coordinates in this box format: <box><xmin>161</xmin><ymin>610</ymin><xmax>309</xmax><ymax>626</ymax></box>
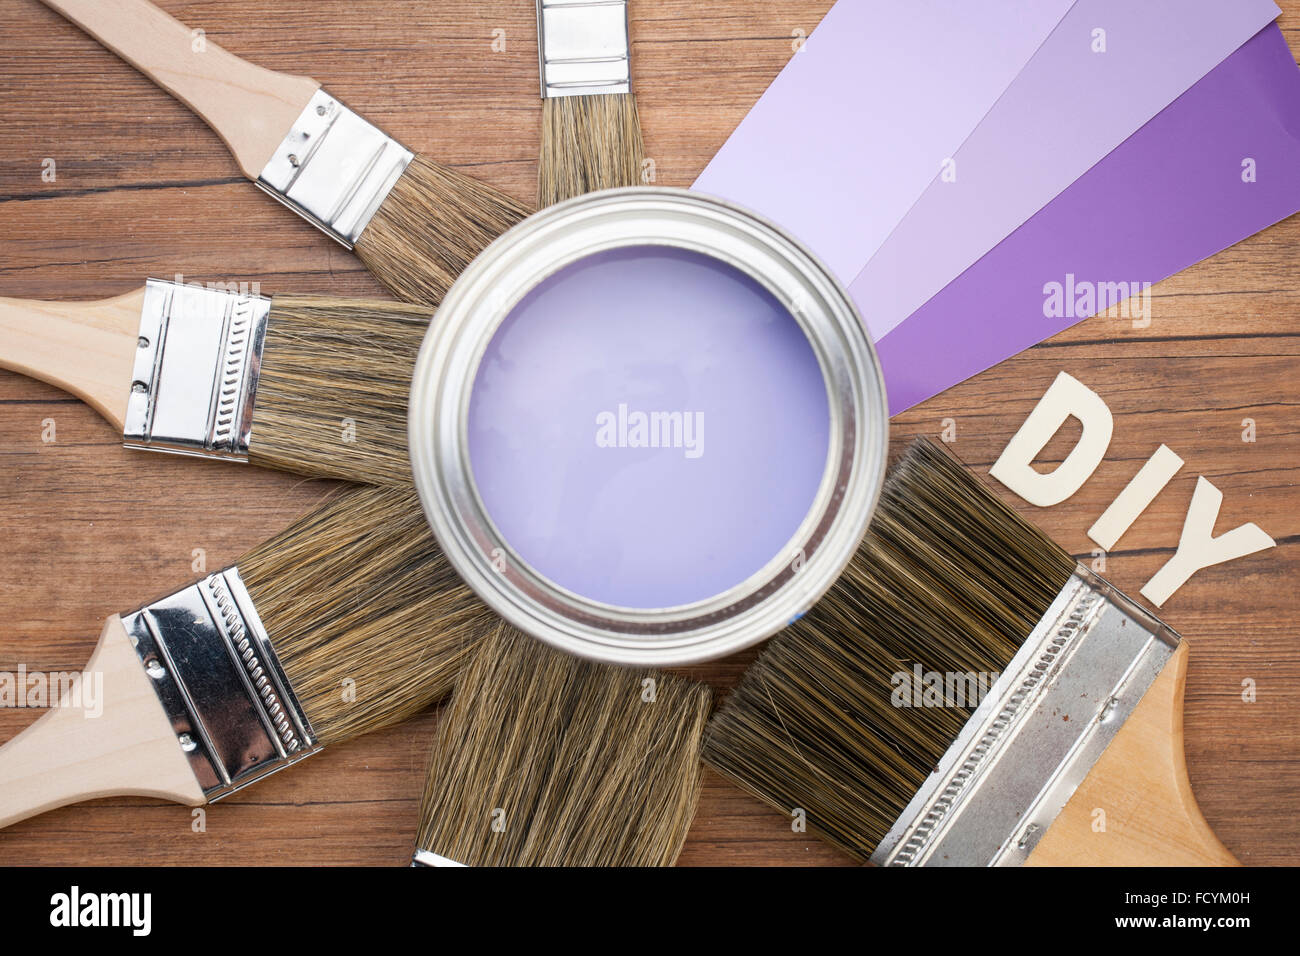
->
<box><xmin>408</xmin><ymin>9</ymin><xmax>696</xmax><ymax>868</ymax></box>
<box><xmin>0</xmin><ymin>482</ymin><xmax>496</xmax><ymax>830</ymax></box>
<box><xmin>38</xmin><ymin>0</ymin><xmax>530</xmax><ymax>305</ymax></box>
<box><xmin>0</xmin><ymin>278</ymin><xmax>426</xmax><ymax>484</ymax></box>
<box><xmin>410</xmin><ymin>15</ymin><xmax>697</xmax><ymax>867</ymax></box>
<box><xmin>704</xmin><ymin>437</ymin><xmax>1238</xmax><ymax>866</ymax></box>
<box><xmin>536</xmin><ymin>0</ymin><xmax>645</xmax><ymax>206</ymax></box>
<box><xmin>411</xmin><ymin>623</ymin><xmax>710</xmax><ymax>867</ymax></box>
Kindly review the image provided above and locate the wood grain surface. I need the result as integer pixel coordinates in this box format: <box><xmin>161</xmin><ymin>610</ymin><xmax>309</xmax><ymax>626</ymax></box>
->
<box><xmin>0</xmin><ymin>0</ymin><xmax>1296</xmax><ymax>866</ymax></box>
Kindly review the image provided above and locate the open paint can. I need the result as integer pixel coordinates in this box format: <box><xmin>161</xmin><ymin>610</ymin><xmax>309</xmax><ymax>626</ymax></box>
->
<box><xmin>408</xmin><ymin>187</ymin><xmax>887</xmax><ymax>666</ymax></box>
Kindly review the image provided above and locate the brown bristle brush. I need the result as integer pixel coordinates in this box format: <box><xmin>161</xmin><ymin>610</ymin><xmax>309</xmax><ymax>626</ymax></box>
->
<box><xmin>411</xmin><ymin>624</ymin><xmax>711</xmax><ymax>867</ymax></box>
<box><xmin>0</xmin><ymin>280</ymin><xmax>427</xmax><ymax>485</ymax></box>
<box><xmin>39</xmin><ymin>0</ymin><xmax>530</xmax><ymax>305</ymax></box>
<box><xmin>0</xmin><ymin>483</ymin><xmax>496</xmax><ymax>829</ymax></box>
<box><xmin>537</xmin><ymin>0</ymin><xmax>645</xmax><ymax>205</ymax></box>
<box><xmin>411</xmin><ymin>2</ymin><xmax>697</xmax><ymax>870</ymax></box>
<box><xmin>704</xmin><ymin>437</ymin><xmax>1238</xmax><ymax>867</ymax></box>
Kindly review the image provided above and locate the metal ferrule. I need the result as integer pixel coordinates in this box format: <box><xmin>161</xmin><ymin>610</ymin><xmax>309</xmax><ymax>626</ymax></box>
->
<box><xmin>120</xmin><ymin>567</ymin><xmax>321</xmax><ymax>802</ymax></box>
<box><xmin>410</xmin><ymin>849</ymin><xmax>468</xmax><ymax>868</ymax></box>
<box><xmin>256</xmin><ymin>89</ymin><xmax>415</xmax><ymax>248</ymax></box>
<box><xmin>872</xmin><ymin>565</ymin><xmax>1180</xmax><ymax>867</ymax></box>
<box><xmin>537</xmin><ymin>0</ymin><xmax>631</xmax><ymax>98</ymax></box>
<box><xmin>123</xmin><ymin>278</ymin><xmax>270</xmax><ymax>461</ymax></box>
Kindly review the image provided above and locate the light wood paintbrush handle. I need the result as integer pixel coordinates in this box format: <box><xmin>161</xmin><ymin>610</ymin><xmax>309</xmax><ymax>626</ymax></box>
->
<box><xmin>0</xmin><ymin>615</ymin><xmax>205</xmax><ymax>830</ymax></box>
<box><xmin>1028</xmin><ymin>642</ymin><xmax>1238</xmax><ymax>866</ymax></box>
<box><xmin>40</xmin><ymin>0</ymin><xmax>320</xmax><ymax>177</ymax></box>
<box><xmin>0</xmin><ymin>287</ymin><xmax>144</xmax><ymax>431</ymax></box>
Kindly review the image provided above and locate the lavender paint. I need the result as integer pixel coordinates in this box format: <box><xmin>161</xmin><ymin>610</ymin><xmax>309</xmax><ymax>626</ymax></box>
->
<box><xmin>467</xmin><ymin>246</ymin><xmax>830</xmax><ymax>608</ymax></box>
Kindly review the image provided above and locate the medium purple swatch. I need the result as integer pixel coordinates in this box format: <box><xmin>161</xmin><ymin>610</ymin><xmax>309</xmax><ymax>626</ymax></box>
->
<box><xmin>877</xmin><ymin>24</ymin><xmax>1300</xmax><ymax>415</ymax></box>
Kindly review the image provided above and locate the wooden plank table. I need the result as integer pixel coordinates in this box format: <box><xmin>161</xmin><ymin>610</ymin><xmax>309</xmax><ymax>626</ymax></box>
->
<box><xmin>0</xmin><ymin>0</ymin><xmax>1295</xmax><ymax>866</ymax></box>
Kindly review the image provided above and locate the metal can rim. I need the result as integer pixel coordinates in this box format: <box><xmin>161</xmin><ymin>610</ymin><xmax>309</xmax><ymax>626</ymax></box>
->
<box><xmin>408</xmin><ymin>186</ymin><xmax>889</xmax><ymax>667</ymax></box>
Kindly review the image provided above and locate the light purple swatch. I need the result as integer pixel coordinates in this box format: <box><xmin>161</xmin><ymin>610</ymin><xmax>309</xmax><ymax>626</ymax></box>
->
<box><xmin>693</xmin><ymin>0</ymin><xmax>1076</xmax><ymax>283</ymax></box>
<box><xmin>467</xmin><ymin>246</ymin><xmax>830</xmax><ymax>609</ymax></box>
<box><xmin>877</xmin><ymin>23</ymin><xmax>1300</xmax><ymax>416</ymax></box>
<box><xmin>850</xmin><ymin>0</ymin><xmax>1281</xmax><ymax>341</ymax></box>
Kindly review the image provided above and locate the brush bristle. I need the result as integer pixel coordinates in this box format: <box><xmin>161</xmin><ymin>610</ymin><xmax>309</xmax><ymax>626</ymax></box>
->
<box><xmin>415</xmin><ymin>624</ymin><xmax>711</xmax><ymax>866</ymax></box>
<box><xmin>538</xmin><ymin>93</ymin><xmax>645</xmax><ymax>207</ymax></box>
<box><xmin>703</xmin><ymin>438</ymin><xmax>1077</xmax><ymax>862</ymax></box>
<box><xmin>237</xmin><ymin>483</ymin><xmax>497</xmax><ymax>746</ymax></box>
<box><xmin>354</xmin><ymin>154</ymin><xmax>531</xmax><ymax>306</ymax></box>
<box><xmin>247</xmin><ymin>295</ymin><xmax>429</xmax><ymax>485</ymax></box>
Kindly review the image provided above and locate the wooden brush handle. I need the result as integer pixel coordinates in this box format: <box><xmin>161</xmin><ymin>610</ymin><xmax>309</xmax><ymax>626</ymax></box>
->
<box><xmin>40</xmin><ymin>0</ymin><xmax>320</xmax><ymax>177</ymax></box>
<box><xmin>0</xmin><ymin>287</ymin><xmax>145</xmax><ymax>431</ymax></box>
<box><xmin>1027</xmin><ymin>642</ymin><xmax>1238</xmax><ymax>866</ymax></box>
<box><xmin>0</xmin><ymin>615</ymin><xmax>205</xmax><ymax>829</ymax></box>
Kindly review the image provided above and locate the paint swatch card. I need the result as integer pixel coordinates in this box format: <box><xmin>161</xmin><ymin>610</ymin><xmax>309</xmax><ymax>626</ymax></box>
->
<box><xmin>850</xmin><ymin>0</ymin><xmax>1282</xmax><ymax>341</ymax></box>
<box><xmin>694</xmin><ymin>0</ymin><xmax>1077</xmax><ymax>283</ymax></box>
<box><xmin>877</xmin><ymin>24</ymin><xmax>1300</xmax><ymax>415</ymax></box>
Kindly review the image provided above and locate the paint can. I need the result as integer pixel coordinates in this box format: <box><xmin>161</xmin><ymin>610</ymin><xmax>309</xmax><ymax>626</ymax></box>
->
<box><xmin>408</xmin><ymin>187</ymin><xmax>888</xmax><ymax>666</ymax></box>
